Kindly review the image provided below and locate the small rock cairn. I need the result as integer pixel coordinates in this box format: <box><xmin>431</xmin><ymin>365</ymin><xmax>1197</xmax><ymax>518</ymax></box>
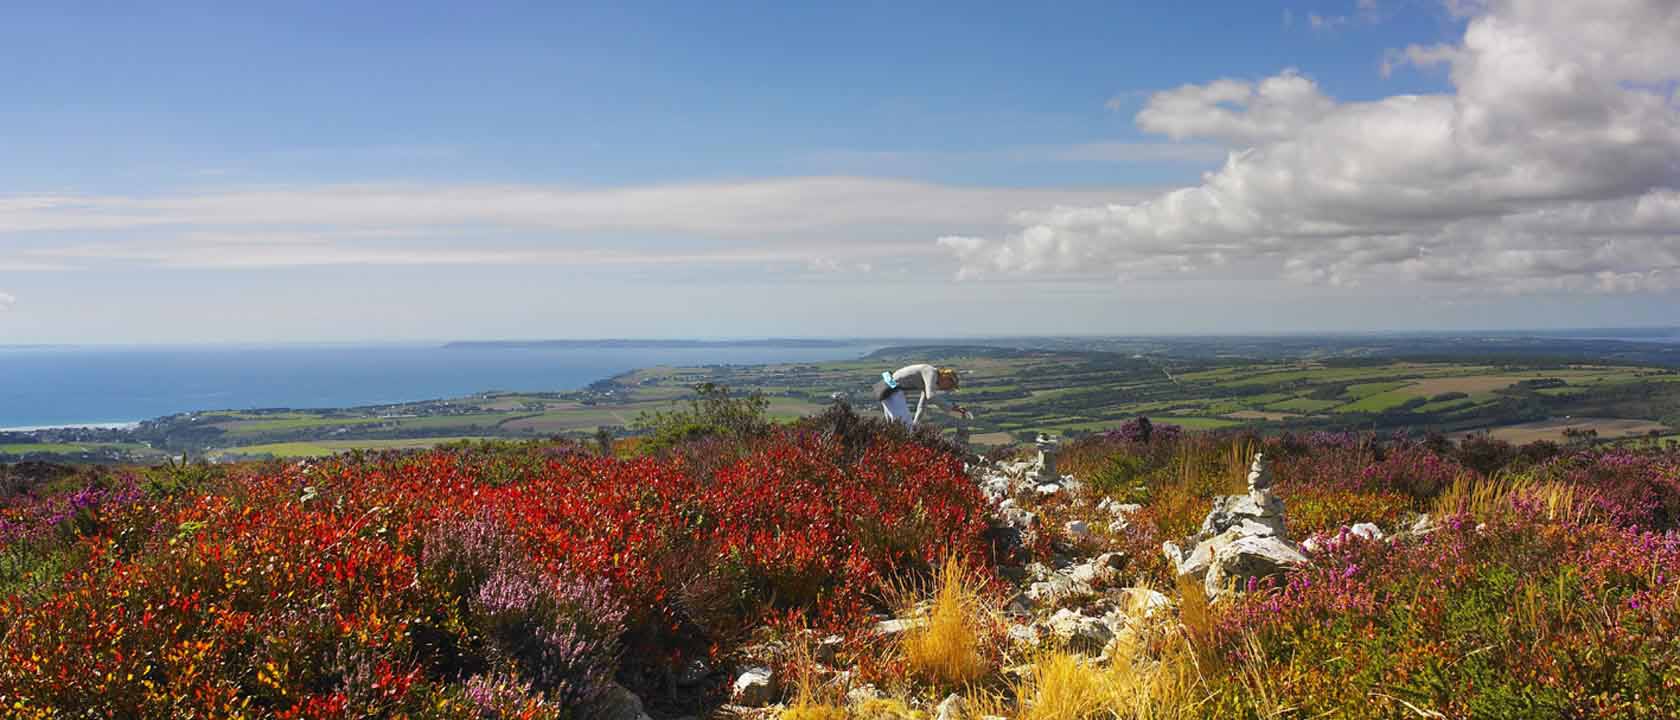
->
<box><xmin>1162</xmin><ymin>453</ymin><xmax>1308</xmax><ymax>601</ymax></box>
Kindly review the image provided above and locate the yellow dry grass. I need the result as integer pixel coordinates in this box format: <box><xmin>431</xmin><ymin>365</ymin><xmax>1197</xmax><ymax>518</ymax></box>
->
<box><xmin>965</xmin><ymin>584</ymin><xmax>1209</xmax><ymax>720</ymax></box>
<box><xmin>781</xmin><ymin>698</ymin><xmax>928</xmax><ymax>720</ymax></box>
<box><xmin>901</xmin><ymin>556</ymin><xmax>994</xmax><ymax>688</ymax></box>
<box><xmin>780</xmin><ymin>703</ymin><xmax>850</xmax><ymax>720</ymax></box>
<box><xmin>1432</xmin><ymin>471</ymin><xmax>1591</xmax><ymax>524</ymax></box>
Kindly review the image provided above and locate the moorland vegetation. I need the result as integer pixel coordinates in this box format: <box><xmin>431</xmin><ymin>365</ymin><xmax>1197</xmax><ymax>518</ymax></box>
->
<box><xmin>3</xmin><ymin>390</ymin><xmax>1679</xmax><ymax>718</ymax></box>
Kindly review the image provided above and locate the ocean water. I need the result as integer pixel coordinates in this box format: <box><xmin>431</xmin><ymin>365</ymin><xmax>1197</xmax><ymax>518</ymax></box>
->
<box><xmin>0</xmin><ymin>343</ymin><xmax>881</xmax><ymax>429</ymax></box>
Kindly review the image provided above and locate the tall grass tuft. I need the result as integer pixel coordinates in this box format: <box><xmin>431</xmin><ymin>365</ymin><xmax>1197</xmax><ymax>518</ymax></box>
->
<box><xmin>980</xmin><ymin>584</ymin><xmax>1208</xmax><ymax>720</ymax></box>
<box><xmin>1005</xmin><ymin>645</ymin><xmax>1208</xmax><ymax>720</ymax></box>
<box><xmin>1432</xmin><ymin>470</ymin><xmax>1591</xmax><ymax>524</ymax></box>
<box><xmin>900</xmin><ymin>555</ymin><xmax>995</xmax><ymax>688</ymax></box>
<box><xmin>1012</xmin><ymin>652</ymin><xmax>1109</xmax><ymax>720</ymax></box>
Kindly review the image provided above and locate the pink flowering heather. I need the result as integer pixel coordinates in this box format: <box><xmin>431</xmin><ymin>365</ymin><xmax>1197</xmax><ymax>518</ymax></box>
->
<box><xmin>1212</xmin><ymin>505</ymin><xmax>1680</xmax><ymax>717</ymax></box>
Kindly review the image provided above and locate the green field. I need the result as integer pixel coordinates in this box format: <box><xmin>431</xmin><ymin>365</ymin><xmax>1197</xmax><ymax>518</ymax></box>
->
<box><xmin>210</xmin><ymin>437</ymin><xmax>495</xmax><ymax>459</ymax></box>
<box><xmin>1266</xmin><ymin>398</ymin><xmax>1343</xmax><ymax>413</ymax></box>
<box><xmin>1343</xmin><ymin>381</ymin><xmax>1411</xmax><ymax>398</ymax></box>
<box><xmin>49</xmin><ymin>348</ymin><xmax>1670</xmax><ymax>459</ymax></box>
<box><xmin>214</xmin><ymin>415</ymin><xmax>390</xmax><ymax>436</ymax></box>
<box><xmin>0</xmin><ymin>443</ymin><xmax>100</xmax><ymax>454</ymax></box>
<box><xmin>0</xmin><ymin>442</ymin><xmax>160</xmax><ymax>459</ymax></box>
<box><xmin>1336</xmin><ymin>389</ymin><xmax>1418</xmax><ymax>413</ymax></box>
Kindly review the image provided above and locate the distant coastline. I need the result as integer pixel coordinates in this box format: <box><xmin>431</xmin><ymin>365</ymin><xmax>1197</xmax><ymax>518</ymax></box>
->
<box><xmin>0</xmin><ymin>342</ymin><xmax>884</xmax><ymax>429</ymax></box>
<box><xmin>443</xmin><ymin>338</ymin><xmax>869</xmax><ymax>350</ymax></box>
<box><xmin>0</xmin><ymin>421</ymin><xmax>141</xmax><ymax>433</ymax></box>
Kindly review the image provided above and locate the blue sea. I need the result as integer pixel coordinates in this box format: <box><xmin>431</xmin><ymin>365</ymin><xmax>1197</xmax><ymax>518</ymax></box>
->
<box><xmin>0</xmin><ymin>343</ymin><xmax>882</xmax><ymax>429</ymax></box>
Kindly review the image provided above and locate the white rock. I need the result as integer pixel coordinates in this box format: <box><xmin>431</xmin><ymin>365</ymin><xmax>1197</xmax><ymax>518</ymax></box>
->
<box><xmin>936</xmin><ymin>693</ymin><xmax>967</xmax><ymax>720</ymax></box>
<box><xmin>845</xmin><ymin>684</ymin><xmax>881</xmax><ymax>706</ymax></box>
<box><xmin>1411</xmin><ymin>514</ymin><xmax>1435</xmax><ymax>535</ymax></box>
<box><xmin>731</xmin><ymin>666</ymin><xmax>776</xmax><ymax>707</ymax></box>
<box><xmin>1045</xmin><ymin>608</ymin><xmax>1114</xmax><ymax>654</ymax></box>
<box><xmin>1246</xmin><ymin>452</ymin><xmax>1273</xmax><ymax>491</ymax></box>
<box><xmin>1064</xmin><ymin>520</ymin><xmax>1090</xmax><ymax>540</ymax></box>
<box><xmin>1119</xmin><ymin>587</ymin><xmax>1172</xmax><ymax>618</ymax></box>
<box><xmin>1026</xmin><ymin>576</ymin><xmax>1093</xmax><ymax>605</ymax></box>
<box><xmin>1172</xmin><ymin>528</ymin><xmax>1241</xmax><ymax>581</ymax></box>
<box><xmin>1349</xmin><ymin>523</ymin><xmax>1384</xmax><ymax>541</ymax></box>
<box><xmin>1067</xmin><ymin>562</ymin><xmax>1098</xmax><ymax>585</ymax></box>
<box><xmin>1036</xmin><ymin>483</ymin><xmax>1062</xmax><ymax>497</ymax></box>
<box><xmin>1205</xmin><ymin>535</ymin><xmax>1308</xmax><ymax>600</ymax></box>
<box><xmin>1198</xmin><ymin>493</ymin><xmax>1286</xmax><ymax>538</ymax></box>
<box><xmin>1066</xmin><ymin>553</ymin><xmax>1124</xmax><ymax>588</ymax></box>
<box><xmin>1161</xmin><ymin>540</ymin><xmax>1185</xmax><ymax>570</ymax></box>
<box><xmin>873</xmin><ymin>617</ymin><xmax>928</xmax><ymax>637</ymax></box>
<box><xmin>1232</xmin><ymin>517</ymin><xmax>1285</xmax><ymax>538</ymax></box>
<box><xmin>1006</xmin><ymin>623</ymin><xmax>1038</xmax><ymax>647</ymax></box>
<box><xmin>1000</xmin><ymin>507</ymin><xmax>1036</xmax><ymax>530</ymax></box>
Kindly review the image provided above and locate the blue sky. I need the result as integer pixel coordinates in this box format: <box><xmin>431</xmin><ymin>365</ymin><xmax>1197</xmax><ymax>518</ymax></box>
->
<box><xmin>2</xmin><ymin>1</ymin><xmax>1677</xmax><ymax>343</ymax></box>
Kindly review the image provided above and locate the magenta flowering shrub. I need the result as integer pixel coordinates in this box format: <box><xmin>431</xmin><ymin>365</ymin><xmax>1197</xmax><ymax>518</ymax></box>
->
<box><xmin>1211</xmin><ymin>509</ymin><xmax>1680</xmax><ymax>718</ymax></box>
<box><xmin>1039</xmin><ymin>426</ymin><xmax>1680</xmax><ymax>716</ymax></box>
<box><xmin>470</xmin><ymin>567</ymin><xmax>626</xmax><ymax>707</ymax></box>
<box><xmin>419</xmin><ymin>515</ymin><xmax>627</xmax><ymax>709</ymax></box>
<box><xmin>0</xmin><ymin>477</ymin><xmax>143</xmax><ymax>548</ymax></box>
<box><xmin>1268</xmin><ymin>433</ymin><xmax>1466</xmax><ymax>502</ymax></box>
<box><xmin>1533</xmin><ymin>449</ymin><xmax>1680</xmax><ymax>529</ymax></box>
<box><xmin>462</xmin><ymin>672</ymin><xmax>551</xmax><ymax>720</ymax></box>
<box><xmin>1354</xmin><ymin>442</ymin><xmax>1467</xmax><ymax>500</ymax></box>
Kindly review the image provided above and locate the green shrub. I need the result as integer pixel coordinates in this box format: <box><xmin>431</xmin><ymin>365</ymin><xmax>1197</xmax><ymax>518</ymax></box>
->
<box><xmin>633</xmin><ymin>383</ymin><xmax>769</xmax><ymax>454</ymax></box>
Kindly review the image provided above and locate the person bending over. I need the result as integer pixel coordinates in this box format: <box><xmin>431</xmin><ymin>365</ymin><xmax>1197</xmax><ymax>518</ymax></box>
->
<box><xmin>874</xmin><ymin>363</ymin><xmax>971</xmax><ymax>428</ymax></box>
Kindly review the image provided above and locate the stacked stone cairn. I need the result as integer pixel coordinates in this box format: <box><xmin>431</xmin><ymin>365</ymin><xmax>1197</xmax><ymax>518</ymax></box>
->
<box><xmin>1161</xmin><ymin>452</ymin><xmax>1308</xmax><ymax>601</ymax></box>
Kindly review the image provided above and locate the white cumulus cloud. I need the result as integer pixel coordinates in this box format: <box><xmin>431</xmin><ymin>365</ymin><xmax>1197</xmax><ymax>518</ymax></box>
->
<box><xmin>942</xmin><ymin>0</ymin><xmax>1680</xmax><ymax>294</ymax></box>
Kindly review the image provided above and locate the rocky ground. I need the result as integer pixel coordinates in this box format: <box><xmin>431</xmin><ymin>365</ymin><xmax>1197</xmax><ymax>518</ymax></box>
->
<box><xmin>599</xmin><ymin>446</ymin><xmax>1418</xmax><ymax>719</ymax></box>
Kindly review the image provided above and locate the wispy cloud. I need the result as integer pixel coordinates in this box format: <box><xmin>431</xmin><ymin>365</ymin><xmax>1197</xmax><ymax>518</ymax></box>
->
<box><xmin>0</xmin><ymin>291</ymin><xmax>14</xmax><ymax>311</ymax></box>
<box><xmin>1302</xmin><ymin>0</ymin><xmax>1390</xmax><ymax>33</ymax></box>
<box><xmin>798</xmin><ymin>141</ymin><xmax>1222</xmax><ymax>177</ymax></box>
<box><xmin>0</xmin><ymin>178</ymin><xmax>1140</xmax><ymax>271</ymax></box>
